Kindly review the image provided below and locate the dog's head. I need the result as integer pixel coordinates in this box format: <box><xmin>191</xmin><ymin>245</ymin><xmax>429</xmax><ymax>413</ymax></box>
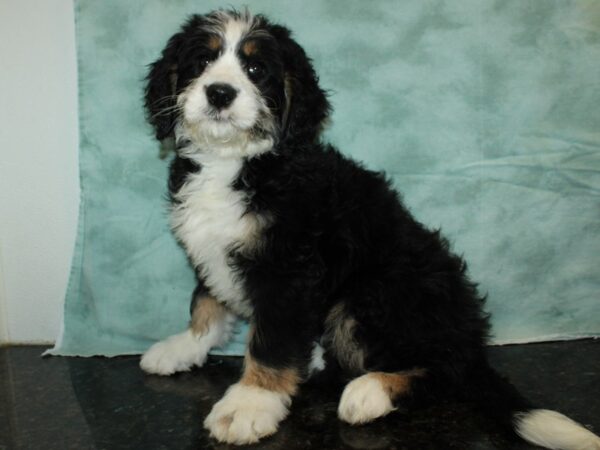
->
<box><xmin>145</xmin><ymin>9</ymin><xmax>330</xmax><ymax>157</ymax></box>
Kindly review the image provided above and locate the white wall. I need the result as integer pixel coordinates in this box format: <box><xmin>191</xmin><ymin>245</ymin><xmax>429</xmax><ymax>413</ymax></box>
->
<box><xmin>0</xmin><ymin>0</ymin><xmax>79</xmax><ymax>344</ymax></box>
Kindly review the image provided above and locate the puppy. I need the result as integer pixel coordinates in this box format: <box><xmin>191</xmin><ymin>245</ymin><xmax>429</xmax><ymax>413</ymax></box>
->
<box><xmin>140</xmin><ymin>9</ymin><xmax>600</xmax><ymax>449</ymax></box>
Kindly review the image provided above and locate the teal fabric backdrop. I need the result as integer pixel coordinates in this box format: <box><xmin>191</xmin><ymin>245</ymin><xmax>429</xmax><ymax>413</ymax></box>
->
<box><xmin>49</xmin><ymin>0</ymin><xmax>600</xmax><ymax>356</ymax></box>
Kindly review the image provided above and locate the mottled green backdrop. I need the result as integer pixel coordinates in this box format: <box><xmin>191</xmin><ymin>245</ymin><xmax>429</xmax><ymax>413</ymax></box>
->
<box><xmin>50</xmin><ymin>0</ymin><xmax>600</xmax><ymax>356</ymax></box>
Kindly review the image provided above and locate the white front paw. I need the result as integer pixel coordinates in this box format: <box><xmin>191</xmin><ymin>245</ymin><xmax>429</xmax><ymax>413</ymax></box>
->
<box><xmin>204</xmin><ymin>383</ymin><xmax>290</xmax><ymax>444</ymax></box>
<box><xmin>140</xmin><ymin>330</ymin><xmax>208</xmax><ymax>375</ymax></box>
<box><xmin>338</xmin><ymin>375</ymin><xmax>395</xmax><ymax>424</ymax></box>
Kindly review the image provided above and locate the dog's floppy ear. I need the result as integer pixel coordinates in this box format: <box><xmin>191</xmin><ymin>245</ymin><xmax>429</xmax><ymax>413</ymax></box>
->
<box><xmin>269</xmin><ymin>25</ymin><xmax>330</xmax><ymax>144</ymax></box>
<box><xmin>144</xmin><ymin>32</ymin><xmax>185</xmax><ymax>142</ymax></box>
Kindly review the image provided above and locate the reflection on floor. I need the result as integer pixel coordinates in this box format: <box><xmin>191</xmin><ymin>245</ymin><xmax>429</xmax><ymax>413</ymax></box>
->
<box><xmin>1</xmin><ymin>339</ymin><xmax>599</xmax><ymax>449</ymax></box>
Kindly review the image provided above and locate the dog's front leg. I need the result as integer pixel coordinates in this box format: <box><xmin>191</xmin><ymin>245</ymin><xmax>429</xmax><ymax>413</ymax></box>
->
<box><xmin>204</xmin><ymin>241</ymin><xmax>323</xmax><ymax>444</ymax></box>
<box><xmin>140</xmin><ymin>290</ymin><xmax>234</xmax><ymax>375</ymax></box>
<box><xmin>204</xmin><ymin>345</ymin><xmax>300</xmax><ymax>445</ymax></box>
<box><xmin>204</xmin><ymin>303</ymin><xmax>317</xmax><ymax>444</ymax></box>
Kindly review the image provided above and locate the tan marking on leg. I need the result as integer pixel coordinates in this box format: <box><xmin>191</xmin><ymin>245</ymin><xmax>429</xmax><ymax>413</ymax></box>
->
<box><xmin>240</xmin><ymin>352</ymin><xmax>300</xmax><ymax>396</ymax></box>
<box><xmin>371</xmin><ymin>368</ymin><xmax>426</xmax><ymax>400</ymax></box>
<box><xmin>190</xmin><ymin>296</ymin><xmax>227</xmax><ymax>336</ymax></box>
<box><xmin>324</xmin><ymin>303</ymin><xmax>365</xmax><ymax>372</ymax></box>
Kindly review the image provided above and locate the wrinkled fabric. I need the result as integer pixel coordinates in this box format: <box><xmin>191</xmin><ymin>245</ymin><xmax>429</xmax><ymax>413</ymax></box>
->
<box><xmin>49</xmin><ymin>0</ymin><xmax>600</xmax><ymax>356</ymax></box>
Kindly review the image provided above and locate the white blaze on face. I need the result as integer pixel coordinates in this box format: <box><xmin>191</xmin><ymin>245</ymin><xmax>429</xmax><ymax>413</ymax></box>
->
<box><xmin>177</xmin><ymin>13</ymin><xmax>274</xmax><ymax>157</ymax></box>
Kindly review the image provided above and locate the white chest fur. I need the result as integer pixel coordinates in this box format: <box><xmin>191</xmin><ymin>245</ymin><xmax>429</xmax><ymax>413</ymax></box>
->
<box><xmin>170</xmin><ymin>154</ymin><xmax>261</xmax><ymax>317</ymax></box>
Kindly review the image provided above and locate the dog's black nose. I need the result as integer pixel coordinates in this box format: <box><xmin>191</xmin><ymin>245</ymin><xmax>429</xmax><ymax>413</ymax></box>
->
<box><xmin>205</xmin><ymin>83</ymin><xmax>238</xmax><ymax>109</ymax></box>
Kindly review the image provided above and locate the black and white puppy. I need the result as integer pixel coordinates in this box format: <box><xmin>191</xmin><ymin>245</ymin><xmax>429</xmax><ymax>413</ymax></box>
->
<box><xmin>140</xmin><ymin>9</ymin><xmax>600</xmax><ymax>449</ymax></box>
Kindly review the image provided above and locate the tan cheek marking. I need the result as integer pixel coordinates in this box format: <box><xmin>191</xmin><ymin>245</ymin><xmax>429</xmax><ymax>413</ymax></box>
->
<box><xmin>190</xmin><ymin>296</ymin><xmax>227</xmax><ymax>336</ymax></box>
<box><xmin>240</xmin><ymin>352</ymin><xmax>300</xmax><ymax>396</ymax></box>
<box><xmin>372</xmin><ymin>369</ymin><xmax>426</xmax><ymax>400</ymax></box>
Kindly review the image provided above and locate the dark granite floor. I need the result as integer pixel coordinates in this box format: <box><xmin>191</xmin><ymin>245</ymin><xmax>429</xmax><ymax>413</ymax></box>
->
<box><xmin>1</xmin><ymin>340</ymin><xmax>599</xmax><ymax>450</ymax></box>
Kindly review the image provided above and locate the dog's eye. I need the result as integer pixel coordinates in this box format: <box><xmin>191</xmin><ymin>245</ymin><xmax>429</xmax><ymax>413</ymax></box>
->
<box><xmin>192</xmin><ymin>55</ymin><xmax>215</xmax><ymax>76</ymax></box>
<box><xmin>199</xmin><ymin>57</ymin><xmax>212</xmax><ymax>69</ymax></box>
<box><xmin>246</xmin><ymin>62</ymin><xmax>266</xmax><ymax>81</ymax></box>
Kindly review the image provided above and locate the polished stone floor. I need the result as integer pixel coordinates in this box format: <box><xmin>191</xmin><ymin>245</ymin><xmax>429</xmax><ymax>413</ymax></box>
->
<box><xmin>1</xmin><ymin>339</ymin><xmax>599</xmax><ymax>450</ymax></box>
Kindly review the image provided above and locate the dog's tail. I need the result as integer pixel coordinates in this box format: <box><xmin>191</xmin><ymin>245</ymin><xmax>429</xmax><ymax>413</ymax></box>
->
<box><xmin>464</xmin><ymin>360</ymin><xmax>600</xmax><ymax>450</ymax></box>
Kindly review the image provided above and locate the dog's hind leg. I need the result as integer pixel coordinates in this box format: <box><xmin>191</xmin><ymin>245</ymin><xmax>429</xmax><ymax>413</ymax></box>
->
<box><xmin>140</xmin><ymin>290</ymin><xmax>234</xmax><ymax>376</ymax></box>
<box><xmin>338</xmin><ymin>369</ymin><xmax>427</xmax><ymax>425</ymax></box>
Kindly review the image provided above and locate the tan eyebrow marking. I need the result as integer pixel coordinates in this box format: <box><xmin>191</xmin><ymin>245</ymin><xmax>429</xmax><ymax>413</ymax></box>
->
<box><xmin>242</xmin><ymin>40</ymin><xmax>258</xmax><ymax>56</ymax></box>
<box><xmin>208</xmin><ymin>35</ymin><xmax>222</xmax><ymax>51</ymax></box>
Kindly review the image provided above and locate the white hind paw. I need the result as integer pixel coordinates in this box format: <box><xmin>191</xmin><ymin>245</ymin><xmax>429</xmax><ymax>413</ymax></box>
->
<box><xmin>338</xmin><ymin>374</ymin><xmax>395</xmax><ymax>424</ymax></box>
